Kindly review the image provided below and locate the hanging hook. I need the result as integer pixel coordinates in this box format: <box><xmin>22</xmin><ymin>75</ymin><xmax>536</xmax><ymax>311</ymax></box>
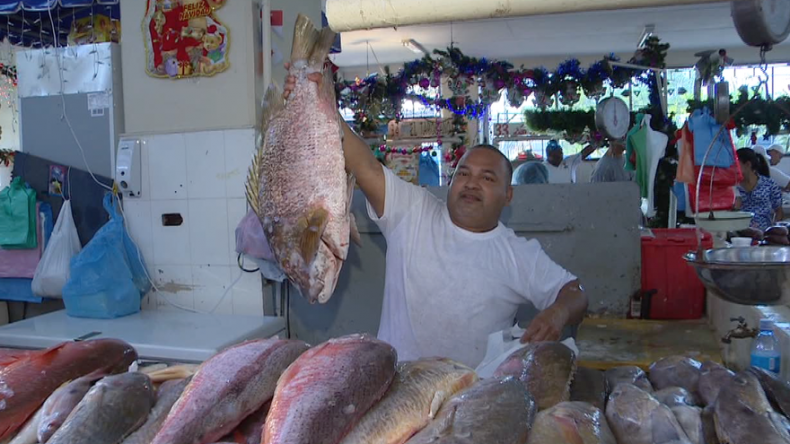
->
<box><xmin>756</xmin><ymin>44</ymin><xmax>771</xmax><ymax>98</ymax></box>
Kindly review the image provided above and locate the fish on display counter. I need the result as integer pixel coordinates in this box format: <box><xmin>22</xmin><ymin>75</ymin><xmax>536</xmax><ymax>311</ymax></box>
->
<box><xmin>649</xmin><ymin>356</ymin><xmax>703</xmax><ymax>396</ymax></box>
<box><xmin>264</xmin><ymin>334</ymin><xmax>398</xmax><ymax>444</ymax></box>
<box><xmin>654</xmin><ymin>387</ymin><xmax>700</xmax><ymax>408</ymax></box>
<box><xmin>570</xmin><ymin>367</ymin><xmax>607</xmax><ymax>411</ymax></box>
<box><xmin>605</xmin><ymin>366</ymin><xmax>653</xmax><ymax>394</ymax></box>
<box><xmin>671</xmin><ymin>405</ymin><xmax>704</xmax><ymax>444</ymax></box>
<box><xmin>247</xmin><ymin>12</ymin><xmax>357</xmax><ymax>304</ymax></box>
<box><xmin>339</xmin><ymin>358</ymin><xmax>478</xmax><ymax>444</ymax></box>
<box><xmin>46</xmin><ymin>372</ymin><xmax>155</xmax><ymax>444</ymax></box>
<box><xmin>0</xmin><ymin>338</ymin><xmax>138</xmax><ymax>441</ymax></box>
<box><xmin>747</xmin><ymin>366</ymin><xmax>790</xmax><ymax>418</ymax></box>
<box><xmin>219</xmin><ymin>401</ymin><xmax>270</xmax><ymax>444</ymax></box>
<box><xmin>37</xmin><ymin>372</ymin><xmax>107</xmax><ymax>443</ymax></box>
<box><xmin>121</xmin><ymin>376</ymin><xmax>192</xmax><ymax>444</ymax></box>
<box><xmin>152</xmin><ymin>339</ymin><xmax>308</xmax><ymax>444</ymax></box>
<box><xmin>698</xmin><ymin>361</ymin><xmax>734</xmax><ymax>407</ymax></box>
<box><xmin>493</xmin><ymin>342</ymin><xmax>576</xmax><ymax>410</ymax></box>
<box><xmin>713</xmin><ymin>371</ymin><xmax>790</xmax><ymax>444</ymax></box>
<box><xmin>527</xmin><ymin>401</ymin><xmax>616</xmax><ymax>444</ymax></box>
<box><xmin>7</xmin><ymin>406</ymin><xmax>44</xmax><ymax>444</ymax></box>
<box><xmin>405</xmin><ymin>377</ymin><xmax>537</xmax><ymax>444</ymax></box>
<box><xmin>606</xmin><ymin>383</ymin><xmax>690</xmax><ymax>444</ymax></box>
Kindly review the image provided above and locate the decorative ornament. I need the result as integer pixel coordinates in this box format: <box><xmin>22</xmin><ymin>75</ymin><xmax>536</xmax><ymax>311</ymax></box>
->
<box><xmin>532</xmin><ymin>91</ymin><xmax>554</xmax><ymax>109</ymax></box>
<box><xmin>143</xmin><ymin>0</ymin><xmax>231</xmax><ymax>79</ymax></box>
<box><xmin>0</xmin><ymin>149</ymin><xmax>14</xmax><ymax>167</ymax></box>
<box><xmin>559</xmin><ymin>81</ymin><xmax>581</xmax><ymax>107</ymax></box>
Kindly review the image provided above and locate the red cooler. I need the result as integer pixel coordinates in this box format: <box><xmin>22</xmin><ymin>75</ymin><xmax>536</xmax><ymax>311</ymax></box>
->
<box><xmin>641</xmin><ymin>229</ymin><xmax>712</xmax><ymax>319</ymax></box>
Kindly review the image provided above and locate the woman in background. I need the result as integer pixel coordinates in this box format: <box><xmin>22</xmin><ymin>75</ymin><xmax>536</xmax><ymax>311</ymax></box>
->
<box><xmin>735</xmin><ymin>148</ymin><xmax>784</xmax><ymax>230</ymax></box>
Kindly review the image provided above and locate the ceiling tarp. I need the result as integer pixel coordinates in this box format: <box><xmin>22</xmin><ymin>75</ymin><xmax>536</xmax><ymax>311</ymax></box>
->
<box><xmin>0</xmin><ymin>0</ymin><xmax>118</xmax><ymax>14</ymax></box>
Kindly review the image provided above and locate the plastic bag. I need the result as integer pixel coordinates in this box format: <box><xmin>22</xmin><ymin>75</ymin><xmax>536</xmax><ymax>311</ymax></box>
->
<box><xmin>235</xmin><ymin>209</ymin><xmax>276</xmax><ymax>261</ymax></box>
<box><xmin>686</xmin><ymin>183</ymin><xmax>736</xmax><ymax>213</ymax></box>
<box><xmin>475</xmin><ymin>324</ymin><xmax>579</xmax><ymax>378</ymax></box>
<box><xmin>0</xmin><ymin>177</ymin><xmax>37</xmax><ymax>249</ymax></box>
<box><xmin>688</xmin><ymin>108</ymin><xmax>736</xmax><ymax>168</ymax></box>
<box><xmin>62</xmin><ymin>193</ymin><xmax>150</xmax><ymax>319</ymax></box>
<box><xmin>676</xmin><ymin>126</ymin><xmax>695</xmax><ymax>184</ymax></box>
<box><xmin>31</xmin><ymin>201</ymin><xmax>82</xmax><ymax>298</ymax></box>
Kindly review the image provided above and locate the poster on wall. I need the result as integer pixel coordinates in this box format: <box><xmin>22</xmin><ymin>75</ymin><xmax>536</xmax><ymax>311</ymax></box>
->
<box><xmin>143</xmin><ymin>0</ymin><xmax>230</xmax><ymax>79</ymax></box>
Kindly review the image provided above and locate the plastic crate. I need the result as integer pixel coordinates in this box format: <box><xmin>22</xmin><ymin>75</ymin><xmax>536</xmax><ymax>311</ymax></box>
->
<box><xmin>641</xmin><ymin>229</ymin><xmax>712</xmax><ymax>320</ymax></box>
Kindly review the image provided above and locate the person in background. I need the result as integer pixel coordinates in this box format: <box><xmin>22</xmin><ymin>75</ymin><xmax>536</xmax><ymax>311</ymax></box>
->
<box><xmin>544</xmin><ymin>139</ymin><xmax>596</xmax><ymax>183</ymax></box>
<box><xmin>512</xmin><ymin>161</ymin><xmax>549</xmax><ymax>185</ymax></box>
<box><xmin>765</xmin><ymin>144</ymin><xmax>790</xmax><ymax>192</ymax></box>
<box><xmin>735</xmin><ymin>148</ymin><xmax>784</xmax><ymax>230</ymax></box>
<box><xmin>590</xmin><ymin>140</ymin><xmax>633</xmax><ymax>183</ymax></box>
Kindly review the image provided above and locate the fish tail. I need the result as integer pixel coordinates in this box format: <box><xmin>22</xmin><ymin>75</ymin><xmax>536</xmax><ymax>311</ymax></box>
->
<box><xmin>308</xmin><ymin>26</ymin><xmax>336</xmax><ymax>67</ymax></box>
<box><xmin>291</xmin><ymin>14</ymin><xmax>319</xmax><ymax>62</ymax></box>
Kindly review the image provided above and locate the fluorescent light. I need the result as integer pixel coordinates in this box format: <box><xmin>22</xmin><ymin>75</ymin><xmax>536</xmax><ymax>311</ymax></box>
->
<box><xmin>402</xmin><ymin>39</ymin><xmax>428</xmax><ymax>55</ymax></box>
<box><xmin>637</xmin><ymin>25</ymin><xmax>655</xmax><ymax>48</ymax></box>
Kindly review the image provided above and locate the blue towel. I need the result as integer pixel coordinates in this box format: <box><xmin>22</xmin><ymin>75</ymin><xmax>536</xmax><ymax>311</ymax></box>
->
<box><xmin>0</xmin><ymin>278</ymin><xmax>42</xmax><ymax>303</ymax></box>
<box><xmin>688</xmin><ymin>108</ymin><xmax>735</xmax><ymax>168</ymax></box>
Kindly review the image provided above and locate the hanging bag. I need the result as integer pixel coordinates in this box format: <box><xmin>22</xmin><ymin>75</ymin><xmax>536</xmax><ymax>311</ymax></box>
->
<box><xmin>31</xmin><ymin>200</ymin><xmax>82</xmax><ymax>298</ymax></box>
<box><xmin>0</xmin><ymin>177</ymin><xmax>37</xmax><ymax>249</ymax></box>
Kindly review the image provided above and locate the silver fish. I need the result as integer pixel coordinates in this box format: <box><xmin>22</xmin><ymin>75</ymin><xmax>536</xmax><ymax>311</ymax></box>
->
<box><xmin>8</xmin><ymin>406</ymin><xmax>44</xmax><ymax>444</ymax></box>
<box><xmin>527</xmin><ymin>401</ymin><xmax>616</xmax><ymax>444</ymax></box>
<box><xmin>46</xmin><ymin>372</ymin><xmax>155</xmax><ymax>444</ymax></box>
<box><xmin>606</xmin><ymin>383</ymin><xmax>689</xmax><ymax>444</ymax></box>
<box><xmin>649</xmin><ymin>356</ymin><xmax>703</xmax><ymax>395</ymax></box>
<box><xmin>121</xmin><ymin>377</ymin><xmax>191</xmax><ymax>444</ymax></box>
<box><xmin>247</xmin><ymin>13</ymin><xmax>356</xmax><ymax>304</ymax></box>
<box><xmin>37</xmin><ymin>373</ymin><xmax>104</xmax><ymax>443</ymax></box>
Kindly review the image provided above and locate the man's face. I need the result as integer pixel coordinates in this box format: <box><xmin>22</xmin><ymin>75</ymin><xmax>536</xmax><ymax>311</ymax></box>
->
<box><xmin>769</xmin><ymin>149</ymin><xmax>783</xmax><ymax>166</ymax></box>
<box><xmin>447</xmin><ymin>148</ymin><xmax>513</xmax><ymax>232</ymax></box>
<box><xmin>547</xmin><ymin>148</ymin><xmax>564</xmax><ymax>167</ymax></box>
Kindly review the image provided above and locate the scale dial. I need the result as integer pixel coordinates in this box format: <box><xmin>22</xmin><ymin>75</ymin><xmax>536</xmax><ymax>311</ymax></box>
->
<box><xmin>732</xmin><ymin>0</ymin><xmax>790</xmax><ymax>47</ymax></box>
<box><xmin>595</xmin><ymin>97</ymin><xmax>630</xmax><ymax>140</ymax></box>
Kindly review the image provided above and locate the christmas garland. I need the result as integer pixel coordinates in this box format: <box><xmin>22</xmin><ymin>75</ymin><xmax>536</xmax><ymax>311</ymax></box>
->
<box><xmin>687</xmin><ymin>86</ymin><xmax>790</xmax><ymax>136</ymax></box>
<box><xmin>0</xmin><ymin>149</ymin><xmax>15</xmax><ymax>167</ymax></box>
<box><xmin>336</xmin><ymin>38</ymin><xmax>670</xmax><ymax>134</ymax></box>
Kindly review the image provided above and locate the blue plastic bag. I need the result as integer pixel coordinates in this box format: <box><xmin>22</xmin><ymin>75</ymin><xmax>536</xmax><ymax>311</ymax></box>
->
<box><xmin>689</xmin><ymin>108</ymin><xmax>735</xmax><ymax>168</ymax></box>
<box><xmin>62</xmin><ymin>193</ymin><xmax>151</xmax><ymax>319</ymax></box>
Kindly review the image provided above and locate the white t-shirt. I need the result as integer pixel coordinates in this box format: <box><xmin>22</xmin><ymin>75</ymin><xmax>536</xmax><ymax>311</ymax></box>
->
<box><xmin>366</xmin><ymin>166</ymin><xmax>577</xmax><ymax>368</ymax></box>
<box><xmin>544</xmin><ymin>154</ymin><xmax>583</xmax><ymax>183</ymax></box>
<box><xmin>771</xmin><ymin>167</ymin><xmax>790</xmax><ymax>189</ymax></box>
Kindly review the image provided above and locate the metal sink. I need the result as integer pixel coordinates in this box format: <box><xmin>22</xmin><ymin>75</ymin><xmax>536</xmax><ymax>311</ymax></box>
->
<box><xmin>684</xmin><ymin>247</ymin><xmax>790</xmax><ymax>306</ymax></box>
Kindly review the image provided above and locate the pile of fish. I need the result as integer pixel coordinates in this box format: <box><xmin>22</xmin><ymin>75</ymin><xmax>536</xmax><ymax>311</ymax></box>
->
<box><xmin>3</xmin><ymin>334</ymin><xmax>790</xmax><ymax>444</ymax></box>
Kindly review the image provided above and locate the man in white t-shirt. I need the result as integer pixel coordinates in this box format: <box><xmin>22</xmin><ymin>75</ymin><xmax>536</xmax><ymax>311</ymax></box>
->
<box><xmin>544</xmin><ymin>139</ymin><xmax>596</xmax><ymax>183</ymax></box>
<box><xmin>284</xmin><ymin>69</ymin><xmax>588</xmax><ymax>368</ymax></box>
<box><xmin>765</xmin><ymin>145</ymin><xmax>790</xmax><ymax>191</ymax></box>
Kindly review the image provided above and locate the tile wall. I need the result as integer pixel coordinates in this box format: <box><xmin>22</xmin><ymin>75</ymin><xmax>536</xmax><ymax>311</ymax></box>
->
<box><xmin>122</xmin><ymin>128</ymin><xmax>265</xmax><ymax>316</ymax></box>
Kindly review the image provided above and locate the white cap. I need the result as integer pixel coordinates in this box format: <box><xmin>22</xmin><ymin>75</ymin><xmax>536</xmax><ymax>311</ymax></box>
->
<box><xmin>760</xmin><ymin>318</ymin><xmax>774</xmax><ymax>331</ymax></box>
<box><xmin>768</xmin><ymin>144</ymin><xmax>784</xmax><ymax>153</ymax></box>
<box><xmin>753</xmin><ymin>145</ymin><xmax>768</xmax><ymax>157</ymax></box>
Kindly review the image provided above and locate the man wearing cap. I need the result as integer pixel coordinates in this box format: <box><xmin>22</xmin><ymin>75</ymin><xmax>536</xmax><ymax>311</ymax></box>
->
<box><xmin>544</xmin><ymin>139</ymin><xmax>596</xmax><ymax>183</ymax></box>
<box><xmin>755</xmin><ymin>145</ymin><xmax>790</xmax><ymax>192</ymax></box>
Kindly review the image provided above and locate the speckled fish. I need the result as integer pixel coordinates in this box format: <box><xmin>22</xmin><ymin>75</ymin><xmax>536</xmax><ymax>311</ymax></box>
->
<box><xmin>570</xmin><ymin>367</ymin><xmax>607</xmax><ymax>411</ymax></box>
<box><xmin>605</xmin><ymin>366</ymin><xmax>653</xmax><ymax>394</ymax></box>
<box><xmin>405</xmin><ymin>377</ymin><xmax>537</xmax><ymax>444</ymax></box>
<box><xmin>37</xmin><ymin>372</ymin><xmax>106</xmax><ymax>443</ymax></box>
<box><xmin>121</xmin><ymin>377</ymin><xmax>191</xmax><ymax>444</ymax></box>
<box><xmin>747</xmin><ymin>366</ymin><xmax>790</xmax><ymax>417</ymax></box>
<box><xmin>247</xmin><ymin>13</ymin><xmax>356</xmax><ymax>304</ymax></box>
<box><xmin>339</xmin><ymin>358</ymin><xmax>478</xmax><ymax>444</ymax></box>
<box><xmin>606</xmin><ymin>384</ymin><xmax>689</xmax><ymax>444</ymax></box>
<box><xmin>654</xmin><ymin>387</ymin><xmax>700</xmax><ymax>408</ymax></box>
<box><xmin>153</xmin><ymin>339</ymin><xmax>308</xmax><ymax>444</ymax></box>
<box><xmin>0</xmin><ymin>339</ymin><xmax>138</xmax><ymax>441</ymax></box>
<box><xmin>493</xmin><ymin>342</ymin><xmax>576</xmax><ymax>410</ymax></box>
<box><xmin>649</xmin><ymin>356</ymin><xmax>703</xmax><ymax>395</ymax></box>
<box><xmin>713</xmin><ymin>371</ymin><xmax>790</xmax><ymax>444</ymax></box>
<box><xmin>46</xmin><ymin>372</ymin><xmax>155</xmax><ymax>444</ymax></box>
<box><xmin>263</xmin><ymin>334</ymin><xmax>397</xmax><ymax>444</ymax></box>
<box><xmin>219</xmin><ymin>401</ymin><xmax>270</xmax><ymax>444</ymax></box>
<box><xmin>527</xmin><ymin>401</ymin><xmax>616</xmax><ymax>444</ymax></box>
<box><xmin>698</xmin><ymin>361</ymin><xmax>734</xmax><ymax>406</ymax></box>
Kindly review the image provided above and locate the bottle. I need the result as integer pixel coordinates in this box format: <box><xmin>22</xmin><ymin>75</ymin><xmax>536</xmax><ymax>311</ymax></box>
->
<box><xmin>751</xmin><ymin>319</ymin><xmax>782</xmax><ymax>375</ymax></box>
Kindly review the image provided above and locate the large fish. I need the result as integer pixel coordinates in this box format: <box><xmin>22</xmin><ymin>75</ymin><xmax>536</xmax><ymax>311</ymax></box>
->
<box><xmin>405</xmin><ymin>377</ymin><xmax>537</xmax><ymax>444</ymax></box>
<box><xmin>605</xmin><ymin>365</ymin><xmax>653</xmax><ymax>394</ymax></box>
<box><xmin>153</xmin><ymin>339</ymin><xmax>308</xmax><ymax>444</ymax></box>
<box><xmin>0</xmin><ymin>338</ymin><xmax>137</xmax><ymax>441</ymax></box>
<box><xmin>649</xmin><ymin>356</ymin><xmax>703</xmax><ymax>395</ymax></box>
<box><xmin>747</xmin><ymin>366</ymin><xmax>790</xmax><ymax>417</ymax></box>
<box><xmin>527</xmin><ymin>401</ymin><xmax>616</xmax><ymax>444</ymax></box>
<box><xmin>220</xmin><ymin>402</ymin><xmax>270</xmax><ymax>444</ymax></box>
<box><xmin>121</xmin><ymin>377</ymin><xmax>191</xmax><ymax>444</ymax></box>
<box><xmin>654</xmin><ymin>387</ymin><xmax>699</xmax><ymax>408</ymax></box>
<box><xmin>339</xmin><ymin>358</ymin><xmax>478</xmax><ymax>444</ymax></box>
<box><xmin>37</xmin><ymin>373</ymin><xmax>106</xmax><ymax>443</ymax></box>
<box><xmin>7</xmin><ymin>406</ymin><xmax>44</xmax><ymax>444</ymax></box>
<box><xmin>246</xmin><ymin>13</ymin><xmax>355</xmax><ymax>304</ymax></box>
<box><xmin>606</xmin><ymin>383</ymin><xmax>690</xmax><ymax>444</ymax></box>
<box><xmin>698</xmin><ymin>361</ymin><xmax>734</xmax><ymax>407</ymax></box>
<box><xmin>671</xmin><ymin>405</ymin><xmax>703</xmax><ymax>444</ymax></box>
<box><xmin>713</xmin><ymin>371</ymin><xmax>790</xmax><ymax>444</ymax></box>
<box><xmin>47</xmin><ymin>372</ymin><xmax>155</xmax><ymax>444</ymax></box>
<box><xmin>263</xmin><ymin>334</ymin><xmax>397</xmax><ymax>444</ymax></box>
<box><xmin>570</xmin><ymin>367</ymin><xmax>607</xmax><ymax>411</ymax></box>
<box><xmin>493</xmin><ymin>342</ymin><xmax>576</xmax><ymax>410</ymax></box>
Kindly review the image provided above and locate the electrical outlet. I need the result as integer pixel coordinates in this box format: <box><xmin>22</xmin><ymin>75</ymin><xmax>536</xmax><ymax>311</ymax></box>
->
<box><xmin>116</xmin><ymin>138</ymin><xmax>142</xmax><ymax>198</ymax></box>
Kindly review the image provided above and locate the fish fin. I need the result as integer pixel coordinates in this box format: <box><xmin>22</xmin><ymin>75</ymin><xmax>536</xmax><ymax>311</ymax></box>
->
<box><xmin>309</xmin><ymin>26</ymin><xmax>336</xmax><ymax>67</ymax></box>
<box><xmin>429</xmin><ymin>390</ymin><xmax>449</xmax><ymax>419</ymax></box>
<box><xmin>291</xmin><ymin>14</ymin><xmax>319</xmax><ymax>62</ymax></box>
<box><xmin>246</xmin><ymin>84</ymin><xmax>284</xmax><ymax>218</ymax></box>
<box><xmin>298</xmin><ymin>208</ymin><xmax>329</xmax><ymax>264</ymax></box>
<box><xmin>349</xmin><ymin>213</ymin><xmax>362</xmax><ymax>246</ymax></box>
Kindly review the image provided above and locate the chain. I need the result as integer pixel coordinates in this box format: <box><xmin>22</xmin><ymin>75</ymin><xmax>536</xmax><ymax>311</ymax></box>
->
<box><xmin>757</xmin><ymin>44</ymin><xmax>771</xmax><ymax>98</ymax></box>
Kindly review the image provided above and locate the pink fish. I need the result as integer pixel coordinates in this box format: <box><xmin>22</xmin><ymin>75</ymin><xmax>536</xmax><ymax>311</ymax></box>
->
<box><xmin>151</xmin><ymin>339</ymin><xmax>308</xmax><ymax>444</ymax></box>
<box><xmin>246</xmin><ymin>13</ymin><xmax>357</xmax><ymax>304</ymax></box>
<box><xmin>263</xmin><ymin>334</ymin><xmax>397</xmax><ymax>444</ymax></box>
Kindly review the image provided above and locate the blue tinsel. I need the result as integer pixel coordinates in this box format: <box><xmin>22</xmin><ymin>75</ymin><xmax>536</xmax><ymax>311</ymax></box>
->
<box><xmin>557</xmin><ymin>59</ymin><xmax>583</xmax><ymax>79</ymax></box>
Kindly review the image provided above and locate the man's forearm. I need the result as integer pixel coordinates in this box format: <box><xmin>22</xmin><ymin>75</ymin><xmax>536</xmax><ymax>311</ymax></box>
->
<box><xmin>552</xmin><ymin>280</ymin><xmax>588</xmax><ymax>326</ymax></box>
<box><xmin>340</xmin><ymin>119</ymin><xmax>386</xmax><ymax>217</ymax></box>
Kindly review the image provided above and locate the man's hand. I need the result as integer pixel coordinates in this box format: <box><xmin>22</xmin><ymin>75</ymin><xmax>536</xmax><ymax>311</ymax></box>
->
<box><xmin>282</xmin><ymin>62</ymin><xmax>322</xmax><ymax>100</ymax></box>
<box><xmin>520</xmin><ymin>306</ymin><xmax>566</xmax><ymax>343</ymax></box>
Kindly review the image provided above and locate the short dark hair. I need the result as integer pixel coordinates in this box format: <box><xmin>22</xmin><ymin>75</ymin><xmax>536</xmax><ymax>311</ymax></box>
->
<box><xmin>464</xmin><ymin>144</ymin><xmax>513</xmax><ymax>184</ymax></box>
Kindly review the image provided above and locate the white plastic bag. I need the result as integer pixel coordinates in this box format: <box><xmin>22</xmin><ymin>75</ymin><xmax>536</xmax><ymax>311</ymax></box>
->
<box><xmin>32</xmin><ymin>200</ymin><xmax>82</xmax><ymax>298</ymax></box>
<box><xmin>475</xmin><ymin>324</ymin><xmax>579</xmax><ymax>379</ymax></box>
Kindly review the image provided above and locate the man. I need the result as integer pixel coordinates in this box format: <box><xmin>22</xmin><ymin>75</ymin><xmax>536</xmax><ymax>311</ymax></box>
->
<box><xmin>544</xmin><ymin>139</ymin><xmax>596</xmax><ymax>183</ymax></box>
<box><xmin>284</xmin><ymin>67</ymin><xmax>588</xmax><ymax>368</ymax></box>
<box><xmin>764</xmin><ymin>145</ymin><xmax>790</xmax><ymax>192</ymax></box>
<box><xmin>590</xmin><ymin>140</ymin><xmax>633</xmax><ymax>183</ymax></box>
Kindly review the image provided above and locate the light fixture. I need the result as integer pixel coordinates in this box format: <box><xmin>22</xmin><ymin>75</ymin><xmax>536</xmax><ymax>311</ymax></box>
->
<box><xmin>402</xmin><ymin>39</ymin><xmax>428</xmax><ymax>55</ymax></box>
<box><xmin>637</xmin><ymin>24</ymin><xmax>655</xmax><ymax>49</ymax></box>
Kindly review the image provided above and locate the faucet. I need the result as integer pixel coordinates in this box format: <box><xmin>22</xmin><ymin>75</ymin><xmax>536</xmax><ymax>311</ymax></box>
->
<box><xmin>722</xmin><ymin>317</ymin><xmax>758</xmax><ymax>344</ymax></box>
